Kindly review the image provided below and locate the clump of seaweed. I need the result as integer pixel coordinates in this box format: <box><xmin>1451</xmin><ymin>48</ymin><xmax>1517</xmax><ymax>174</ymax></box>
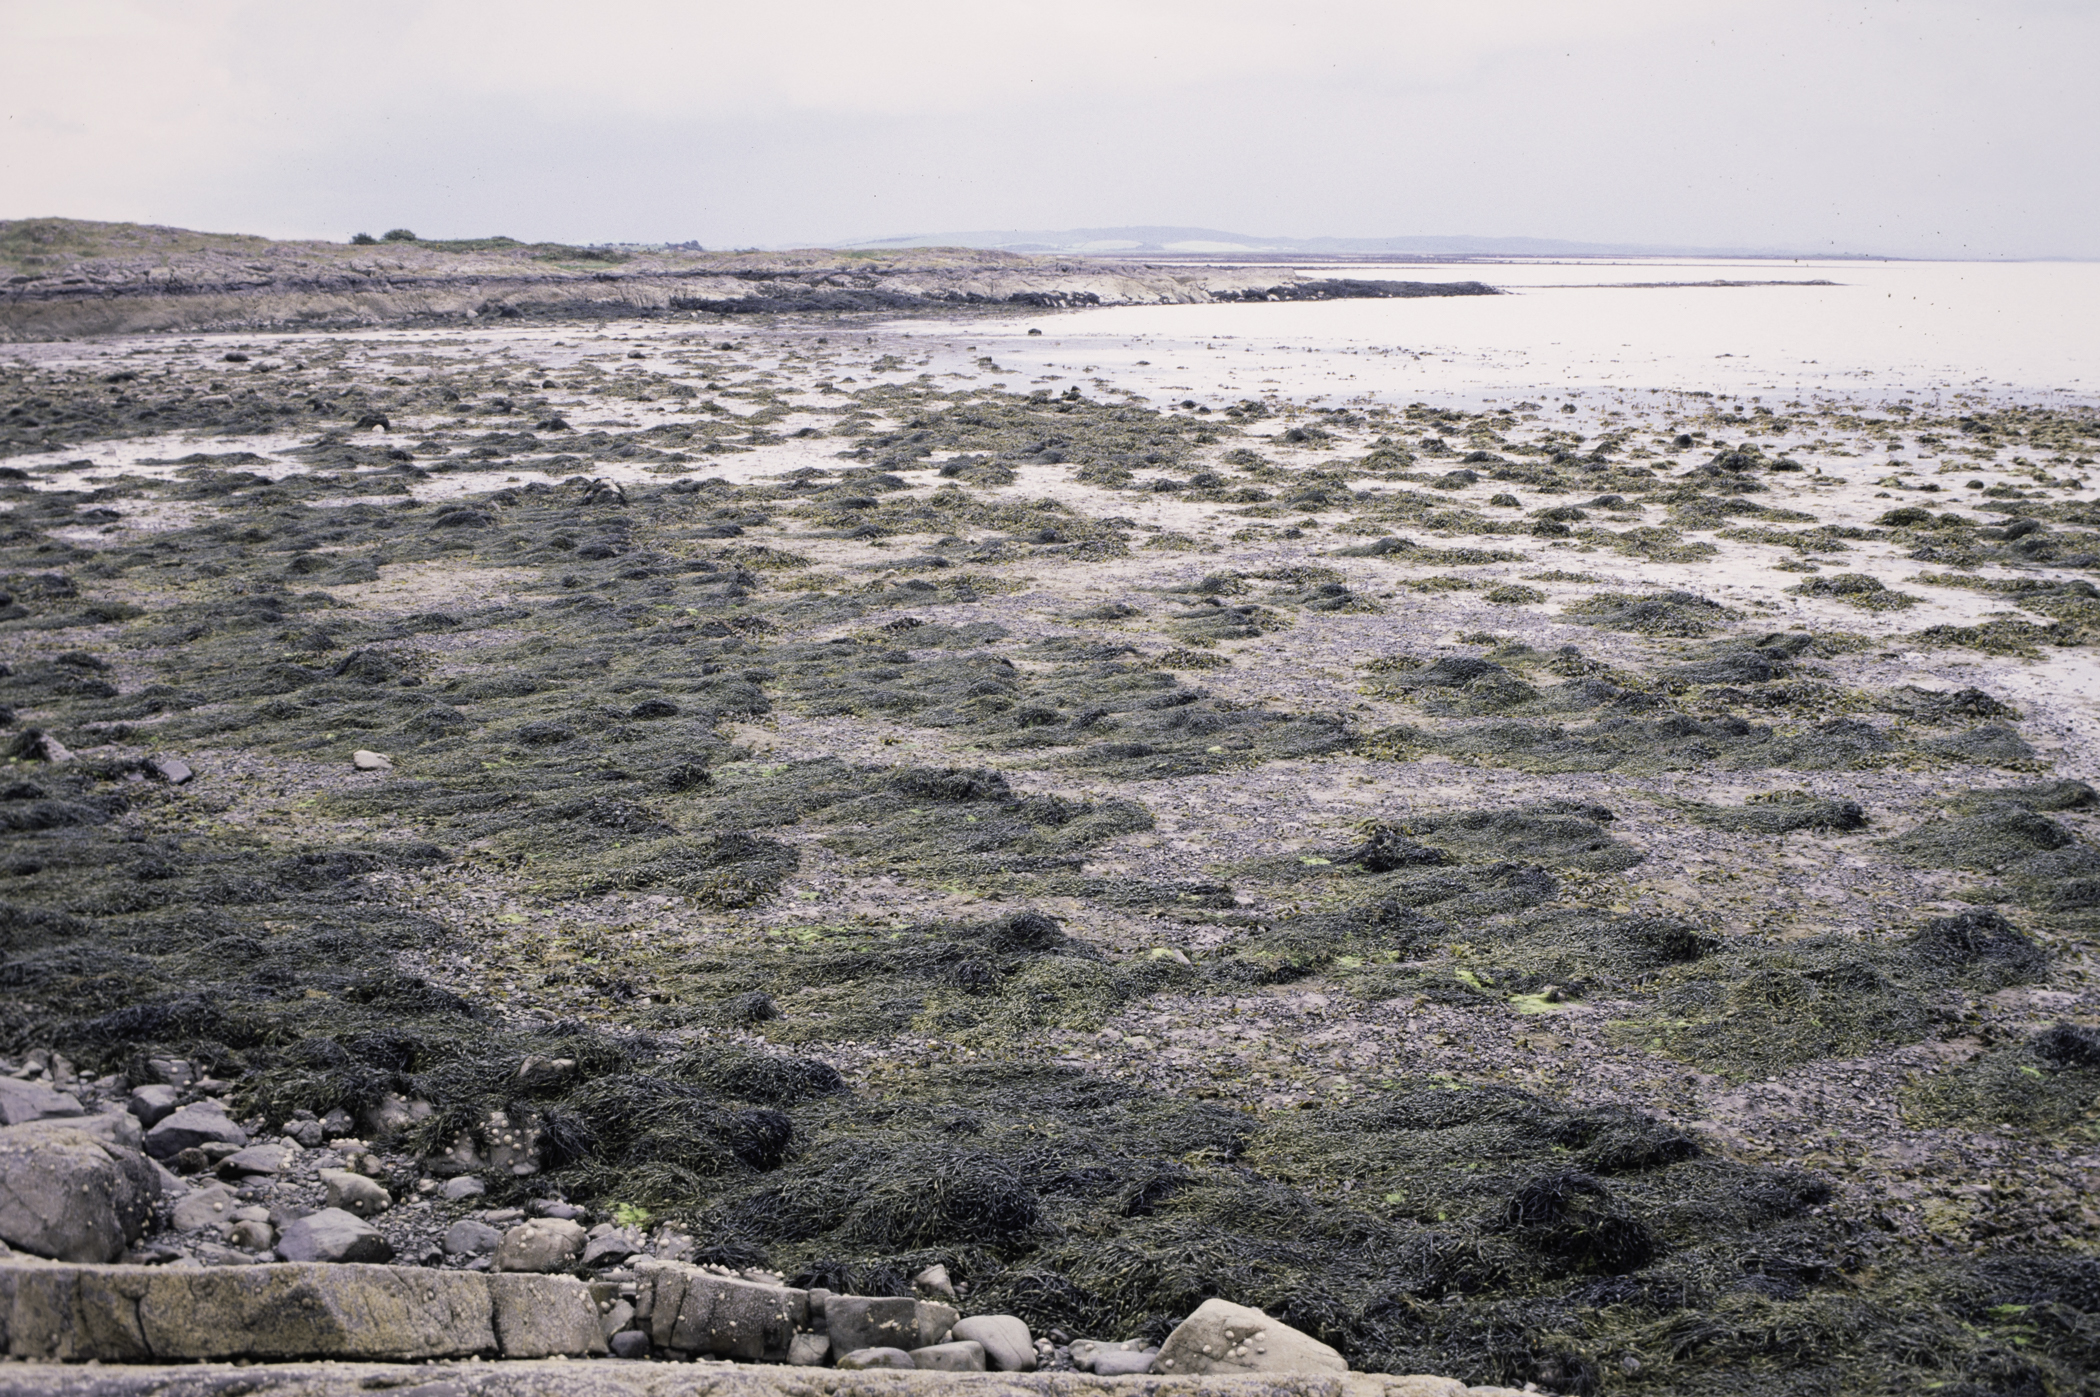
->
<box><xmin>1564</xmin><ymin>590</ymin><xmax>1743</xmax><ymax>636</ymax></box>
<box><xmin>1786</xmin><ymin>573</ymin><xmax>1921</xmax><ymax>611</ymax></box>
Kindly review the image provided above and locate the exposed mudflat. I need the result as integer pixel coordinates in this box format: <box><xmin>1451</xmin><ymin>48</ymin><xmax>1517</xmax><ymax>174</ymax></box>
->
<box><xmin>2</xmin><ymin>302</ymin><xmax>2097</xmax><ymax>1397</ymax></box>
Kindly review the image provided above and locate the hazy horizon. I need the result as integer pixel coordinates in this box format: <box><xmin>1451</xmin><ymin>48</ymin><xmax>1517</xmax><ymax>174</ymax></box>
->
<box><xmin>4</xmin><ymin>1</ymin><xmax>2096</xmax><ymax>260</ymax></box>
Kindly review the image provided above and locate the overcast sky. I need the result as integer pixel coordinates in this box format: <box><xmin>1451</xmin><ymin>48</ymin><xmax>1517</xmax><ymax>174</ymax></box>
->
<box><xmin>3</xmin><ymin>0</ymin><xmax>2094</xmax><ymax>257</ymax></box>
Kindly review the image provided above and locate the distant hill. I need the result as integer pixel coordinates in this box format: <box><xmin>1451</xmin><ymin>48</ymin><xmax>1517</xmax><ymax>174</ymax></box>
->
<box><xmin>834</xmin><ymin>225</ymin><xmax>1840</xmax><ymax>259</ymax></box>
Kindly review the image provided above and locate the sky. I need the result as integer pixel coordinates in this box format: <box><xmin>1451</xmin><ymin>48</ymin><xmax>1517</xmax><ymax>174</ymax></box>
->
<box><xmin>2</xmin><ymin>0</ymin><xmax>2095</xmax><ymax>258</ymax></box>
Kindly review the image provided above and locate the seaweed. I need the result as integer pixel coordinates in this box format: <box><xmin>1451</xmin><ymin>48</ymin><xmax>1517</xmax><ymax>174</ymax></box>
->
<box><xmin>1564</xmin><ymin>591</ymin><xmax>1743</xmax><ymax>637</ymax></box>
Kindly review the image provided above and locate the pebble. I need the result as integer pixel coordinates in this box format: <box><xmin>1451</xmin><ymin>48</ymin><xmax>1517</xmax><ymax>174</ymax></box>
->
<box><xmin>352</xmin><ymin>750</ymin><xmax>393</xmax><ymax>771</ymax></box>
<box><xmin>440</xmin><ymin>1175</ymin><xmax>486</xmax><ymax>1201</ymax></box>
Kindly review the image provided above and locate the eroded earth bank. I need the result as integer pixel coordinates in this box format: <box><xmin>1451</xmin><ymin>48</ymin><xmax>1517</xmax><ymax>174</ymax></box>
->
<box><xmin>0</xmin><ymin>301</ymin><xmax>2097</xmax><ymax>1397</ymax></box>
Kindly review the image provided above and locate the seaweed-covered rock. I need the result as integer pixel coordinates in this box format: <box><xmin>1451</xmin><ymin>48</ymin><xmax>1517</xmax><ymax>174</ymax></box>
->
<box><xmin>1954</xmin><ymin>778</ymin><xmax>2097</xmax><ymax>812</ymax></box>
<box><xmin>1689</xmin><ymin>791</ymin><xmax>1868</xmax><ymax>834</ymax></box>
<box><xmin>2033</xmin><ymin>1023</ymin><xmax>2100</xmax><ymax>1069</ymax></box>
<box><xmin>1882</xmin><ymin>806</ymin><xmax>2075</xmax><ymax>871</ymax></box>
<box><xmin>1909</xmin><ymin>909</ymin><xmax>2047</xmax><ymax>983</ymax></box>
<box><xmin>1565</xmin><ymin>590</ymin><xmax>1741</xmax><ymax>636</ymax></box>
<box><xmin>1928</xmin><ymin>723</ymin><xmax>2038</xmax><ymax>766</ymax></box>
<box><xmin>1343</xmin><ymin>824</ymin><xmax>1451</xmax><ymax>872</ymax></box>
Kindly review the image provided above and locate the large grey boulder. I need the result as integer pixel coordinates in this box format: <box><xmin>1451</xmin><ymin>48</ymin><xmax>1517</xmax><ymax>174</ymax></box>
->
<box><xmin>0</xmin><ymin>1121</ymin><xmax>160</xmax><ymax>1262</ymax></box>
<box><xmin>0</xmin><ymin>1078</ymin><xmax>85</xmax><ymax>1125</ymax></box>
<box><xmin>275</xmin><ymin>1208</ymin><xmax>394</xmax><ymax>1264</ymax></box>
<box><xmin>0</xmin><ymin>1263</ymin><xmax>490</xmax><ymax>1362</ymax></box>
<box><xmin>1156</xmin><ymin>1297</ymin><xmax>1348</xmax><ymax>1376</ymax></box>
<box><xmin>640</xmin><ymin>1262</ymin><xmax>808</xmax><ymax>1361</ymax></box>
<box><xmin>144</xmin><ymin>1102</ymin><xmax>247</xmax><ymax>1160</ymax></box>
<box><xmin>492</xmin><ymin>1217</ymin><xmax>585</xmax><ymax>1273</ymax></box>
<box><xmin>954</xmin><ymin>1313</ymin><xmax>1036</xmax><ymax>1371</ymax></box>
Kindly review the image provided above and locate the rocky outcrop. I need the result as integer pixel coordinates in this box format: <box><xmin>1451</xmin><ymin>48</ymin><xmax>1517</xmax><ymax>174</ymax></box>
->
<box><xmin>634</xmin><ymin>1261</ymin><xmax>811</xmax><ymax>1361</ymax></box>
<box><xmin>0</xmin><ymin>1261</ymin><xmax>604</xmax><ymax>1362</ymax></box>
<box><xmin>0</xmin><ymin>219</ymin><xmax>1496</xmax><ymax>340</ymax></box>
<box><xmin>0</xmin><ymin>1365</ymin><xmax>1544</xmax><ymax>1396</ymax></box>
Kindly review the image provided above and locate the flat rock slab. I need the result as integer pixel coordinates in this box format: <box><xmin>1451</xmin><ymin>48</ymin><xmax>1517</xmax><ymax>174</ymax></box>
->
<box><xmin>0</xmin><ymin>1364</ymin><xmax>1530</xmax><ymax>1397</ymax></box>
<box><xmin>0</xmin><ymin>1262</ymin><xmax>603</xmax><ymax>1363</ymax></box>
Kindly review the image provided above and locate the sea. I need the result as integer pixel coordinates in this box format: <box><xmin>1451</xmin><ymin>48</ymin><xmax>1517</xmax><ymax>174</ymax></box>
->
<box><xmin>893</xmin><ymin>257</ymin><xmax>2100</xmax><ymax>411</ymax></box>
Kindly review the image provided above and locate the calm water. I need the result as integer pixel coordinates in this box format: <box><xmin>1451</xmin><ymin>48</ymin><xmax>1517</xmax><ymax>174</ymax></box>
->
<box><xmin>896</xmin><ymin>258</ymin><xmax>2100</xmax><ymax>409</ymax></box>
